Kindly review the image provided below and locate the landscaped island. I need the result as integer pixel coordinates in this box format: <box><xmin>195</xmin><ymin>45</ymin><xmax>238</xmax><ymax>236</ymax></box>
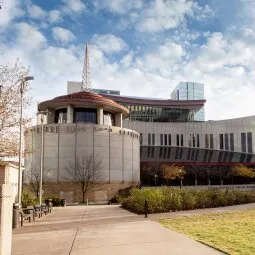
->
<box><xmin>121</xmin><ymin>187</ymin><xmax>255</xmax><ymax>214</ymax></box>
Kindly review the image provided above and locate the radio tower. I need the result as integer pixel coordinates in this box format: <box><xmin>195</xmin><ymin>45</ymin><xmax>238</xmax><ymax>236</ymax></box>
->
<box><xmin>81</xmin><ymin>42</ymin><xmax>91</xmax><ymax>91</ymax></box>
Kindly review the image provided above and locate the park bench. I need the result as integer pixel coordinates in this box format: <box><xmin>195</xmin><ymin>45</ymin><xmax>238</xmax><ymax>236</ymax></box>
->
<box><xmin>34</xmin><ymin>204</ymin><xmax>43</xmax><ymax>218</ymax></box>
<box><xmin>41</xmin><ymin>203</ymin><xmax>48</xmax><ymax>215</ymax></box>
<box><xmin>25</xmin><ymin>206</ymin><xmax>36</xmax><ymax>221</ymax></box>
<box><xmin>20</xmin><ymin>208</ymin><xmax>32</xmax><ymax>226</ymax></box>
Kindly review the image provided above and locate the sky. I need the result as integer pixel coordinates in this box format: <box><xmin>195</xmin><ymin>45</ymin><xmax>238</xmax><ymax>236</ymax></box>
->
<box><xmin>1</xmin><ymin>0</ymin><xmax>255</xmax><ymax>121</ymax></box>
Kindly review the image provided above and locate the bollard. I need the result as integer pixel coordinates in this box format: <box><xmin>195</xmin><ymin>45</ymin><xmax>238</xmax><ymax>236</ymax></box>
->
<box><xmin>144</xmin><ymin>200</ymin><xmax>148</xmax><ymax>218</ymax></box>
<box><xmin>86</xmin><ymin>198</ymin><xmax>89</xmax><ymax>206</ymax></box>
<box><xmin>12</xmin><ymin>203</ymin><xmax>20</xmax><ymax>229</ymax></box>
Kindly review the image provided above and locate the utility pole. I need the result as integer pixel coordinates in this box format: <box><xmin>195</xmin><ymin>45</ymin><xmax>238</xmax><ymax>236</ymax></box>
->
<box><xmin>37</xmin><ymin>110</ymin><xmax>50</xmax><ymax>205</ymax></box>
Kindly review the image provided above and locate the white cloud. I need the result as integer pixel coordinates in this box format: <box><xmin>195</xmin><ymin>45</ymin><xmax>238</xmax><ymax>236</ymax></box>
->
<box><xmin>0</xmin><ymin>0</ymin><xmax>24</xmax><ymax>27</ymax></box>
<box><xmin>48</xmin><ymin>10</ymin><xmax>63</xmax><ymax>24</ymax></box>
<box><xmin>61</xmin><ymin>0</ymin><xmax>86</xmax><ymax>14</ymax></box>
<box><xmin>52</xmin><ymin>27</ymin><xmax>76</xmax><ymax>43</ymax></box>
<box><xmin>27</xmin><ymin>4</ymin><xmax>47</xmax><ymax>19</ymax></box>
<box><xmin>136</xmin><ymin>42</ymin><xmax>186</xmax><ymax>76</ymax></box>
<box><xmin>136</xmin><ymin>0</ymin><xmax>194</xmax><ymax>32</ymax></box>
<box><xmin>91</xmin><ymin>34</ymin><xmax>128</xmax><ymax>53</ymax></box>
<box><xmin>94</xmin><ymin>0</ymin><xmax>143</xmax><ymax>14</ymax></box>
<box><xmin>15</xmin><ymin>23</ymin><xmax>47</xmax><ymax>50</ymax></box>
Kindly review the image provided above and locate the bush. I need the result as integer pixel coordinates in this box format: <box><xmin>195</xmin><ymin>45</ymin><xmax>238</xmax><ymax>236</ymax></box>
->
<box><xmin>21</xmin><ymin>189</ymin><xmax>38</xmax><ymax>207</ymax></box>
<box><xmin>121</xmin><ymin>187</ymin><xmax>255</xmax><ymax>214</ymax></box>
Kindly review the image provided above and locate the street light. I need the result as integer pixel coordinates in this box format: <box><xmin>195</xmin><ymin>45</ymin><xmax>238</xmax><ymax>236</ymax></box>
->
<box><xmin>154</xmin><ymin>173</ymin><xmax>158</xmax><ymax>188</ymax></box>
<box><xmin>37</xmin><ymin>110</ymin><xmax>50</xmax><ymax>205</ymax></box>
<box><xmin>18</xmin><ymin>76</ymin><xmax>34</xmax><ymax>205</ymax></box>
<box><xmin>179</xmin><ymin>169</ymin><xmax>183</xmax><ymax>189</ymax></box>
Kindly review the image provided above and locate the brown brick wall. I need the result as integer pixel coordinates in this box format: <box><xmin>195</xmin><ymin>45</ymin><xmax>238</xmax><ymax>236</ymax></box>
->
<box><xmin>39</xmin><ymin>182</ymin><xmax>138</xmax><ymax>203</ymax></box>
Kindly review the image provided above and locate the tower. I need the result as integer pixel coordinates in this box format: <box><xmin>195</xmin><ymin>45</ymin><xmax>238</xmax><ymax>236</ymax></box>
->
<box><xmin>81</xmin><ymin>42</ymin><xmax>91</xmax><ymax>92</ymax></box>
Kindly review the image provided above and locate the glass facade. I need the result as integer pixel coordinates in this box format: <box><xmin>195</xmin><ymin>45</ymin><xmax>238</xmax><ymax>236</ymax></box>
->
<box><xmin>124</xmin><ymin>105</ymin><xmax>194</xmax><ymax>122</ymax></box>
<box><xmin>74</xmin><ymin>108</ymin><xmax>97</xmax><ymax>124</ymax></box>
<box><xmin>171</xmin><ymin>82</ymin><xmax>205</xmax><ymax>121</ymax></box>
<box><xmin>92</xmin><ymin>88</ymin><xmax>120</xmax><ymax>95</ymax></box>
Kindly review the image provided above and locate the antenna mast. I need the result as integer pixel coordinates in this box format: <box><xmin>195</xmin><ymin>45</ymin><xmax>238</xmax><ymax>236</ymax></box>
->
<box><xmin>81</xmin><ymin>42</ymin><xmax>91</xmax><ymax>91</ymax></box>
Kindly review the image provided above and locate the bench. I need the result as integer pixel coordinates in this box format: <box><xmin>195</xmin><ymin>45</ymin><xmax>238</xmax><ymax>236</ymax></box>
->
<box><xmin>20</xmin><ymin>208</ymin><xmax>32</xmax><ymax>226</ymax></box>
<box><xmin>34</xmin><ymin>204</ymin><xmax>43</xmax><ymax>218</ymax></box>
<box><xmin>25</xmin><ymin>206</ymin><xmax>36</xmax><ymax>221</ymax></box>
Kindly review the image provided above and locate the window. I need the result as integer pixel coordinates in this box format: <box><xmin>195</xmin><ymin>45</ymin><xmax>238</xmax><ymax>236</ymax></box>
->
<box><xmin>181</xmin><ymin>134</ymin><xmax>184</xmax><ymax>147</ymax></box>
<box><xmin>230</xmin><ymin>133</ymin><xmax>234</xmax><ymax>151</ymax></box>
<box><xmin>164</xmin><ymin>134</ymin><xmax>167</xmax><ymax>146</ymax></box>
<box><xmin>148</xmin><ymin>133</ymin><xmax>151</xmax><ymax>145</ymax></box>
<box><xmin>168</xmin><ymin>134</ymin><xmax>171</xmax><ymax>146</ymax></box>
<box><xmin>140</xmin><ymin>133</ymin><xmax>143</xmax><ymax>145</ymax></box>
<box><xmin>188</xmin><ymin>134</ymin><xmax>192</xmax><ymax>147</ymax></box>
<box><xmin>160</xmin><ymin>134</ymin><xmax>163</xmax><ymax>145</ymax></box>
<box><xmin>193</xmin><ymin>135</ymin><xmax>196</xmax><ymax>147</ymax></box>
<box><xmin>210</xmin><ymin>134</ymin><xmax>214</xmax><ymax>149</ymax></box>
<box><xmin>152</xmin><ymin>134</ymin><xmax>155</xmax><ymax>145</ymax></box>
<box><xmin>74</xmin><ymin>108</ymin><xmax>97</xmax><ymax>124</ymax></box>
<box><xmin>224</xmin><ymin>134</ymin><xmax>229</xmax><ymax>150</ymax></box>
<box><xmin>247</xmin><ymin>132</ymin><xmax>252</xmax><ymax>153</ymax></box>
<box><xmin>219</xmin><ymin>134</ymin><xmax>224</xmax><ymax>150</ymax></box>
<box><xmin>197</xmin><ymin>134</ymin><xmax>200</xmax><ymax>147</ymax></box>
<box><xmin>205</xmin><ymin>134</ymin><xmax>209</xmax><ymax>148</ymax></box>
<box><xmin>241</xmin><ymin>133</ymin><xmax>246</xmax><ymax>152</ymax></box>
<box><xmin>176</xmin><ymin>134</ymin><xmax>180</xmax><ymax>146</ymax></box>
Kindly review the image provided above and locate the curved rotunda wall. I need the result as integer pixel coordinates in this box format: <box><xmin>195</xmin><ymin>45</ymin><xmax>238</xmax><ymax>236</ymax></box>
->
<box><xmin>25</xmin><ymin>124</ymin><xmax>140</xmax><ymax>183</ymax></box>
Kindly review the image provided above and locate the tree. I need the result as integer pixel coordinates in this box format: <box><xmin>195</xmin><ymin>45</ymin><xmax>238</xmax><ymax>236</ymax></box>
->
<box><xmin>0</xmin><ymin>61</ymin><xmax>32</xmax><ymax>158</ymax></box>
<box><xmin>231</xmin><ymin>164</ymin><xmax>255</xmax><ymax>178</ymax></box>
<box><xmin>161</xmin><ymin>164</ymin><xmax>185</xmax><ymax>185</ymax></box>
<box><xmin>25</xmin><ymin>167</ymin><xmax>51</xmax><ymax>198</ymax></box>
<box><xmin>65</xmin><ymin>154</ymin><xmax>103</xmax><ymax>203</ymax></box>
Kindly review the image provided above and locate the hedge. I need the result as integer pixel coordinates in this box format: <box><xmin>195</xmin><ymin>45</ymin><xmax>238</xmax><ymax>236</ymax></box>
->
<box><xmin>121</xmin><ymin>188</ymin><xmax>255</xmax><ymax>214</ymax></box>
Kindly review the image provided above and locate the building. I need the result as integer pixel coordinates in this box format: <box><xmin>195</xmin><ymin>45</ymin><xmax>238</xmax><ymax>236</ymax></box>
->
<box><xmin>67</xmin><ymin>81</ymin><xmax>120</xmax><ymax>95</ymax></box>
<box><xmin>171</xmin><ymin>82</ymin><xmax>205</xmax><ymax>121</ymax></box>
<box><xmin>24</xmin><ymin>46</ymin><xmax>255</xmax><ymax>200</ymax></box>
<box><xmin>25</xmin><ymin>91</ymin><xmax>140</xmax><ymax>184</ymax></box>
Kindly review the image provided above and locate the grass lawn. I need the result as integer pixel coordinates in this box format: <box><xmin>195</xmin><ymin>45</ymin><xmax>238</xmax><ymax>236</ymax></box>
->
<box><xmin>159</xmin><ymin>209</ymin><xmax>255</xmax><ymax>255</ymax></box>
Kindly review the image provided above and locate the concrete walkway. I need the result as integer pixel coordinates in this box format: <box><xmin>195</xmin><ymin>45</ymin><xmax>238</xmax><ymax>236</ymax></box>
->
<box><xmin>11</xmin><ymin>205</ymin><xmax>224</xmax><ymax>255</ymax></box>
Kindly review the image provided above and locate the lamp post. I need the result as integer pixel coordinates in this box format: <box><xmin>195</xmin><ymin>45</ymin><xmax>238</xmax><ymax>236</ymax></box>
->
<box><xmin>18</xmin><ymin>76</ymin><xmax>34</xmax><ymax>205</ymax></box>
<box><xmin>154</xmin><ymin>173</ymin><xmax>158</xmax><ymax>188</ymax></box>
<box><xmin>37</xmin><ymin>110</ymin><xmax>50</xmax><ymax>205</ymax></box>
<box><xmin>179</xmin><ymin>169</ymin><xmax>183</xmax><ymax>189</ymax></box>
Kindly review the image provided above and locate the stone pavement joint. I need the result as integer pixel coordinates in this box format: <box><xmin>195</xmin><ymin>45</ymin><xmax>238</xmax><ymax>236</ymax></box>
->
<box><xmin>13</xmin><ymin>204</ymin><xmax>251</xmax><ymax>254</ymax></box>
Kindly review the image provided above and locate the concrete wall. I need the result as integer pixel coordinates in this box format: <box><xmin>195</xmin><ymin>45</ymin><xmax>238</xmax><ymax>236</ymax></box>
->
<box><xmin>123</xmin><ymin>115</ymin><xmax>255</xmax><ymax>154</ymax></box>
<box><xmin>0</xmin><ymin>164</ymin><xmax>18</xmax><ymax>202</ymax></box>
<box><xmin>25</xmin><ymin>124</ymin><xmax>140</xmax><ymax>183</ymax></box>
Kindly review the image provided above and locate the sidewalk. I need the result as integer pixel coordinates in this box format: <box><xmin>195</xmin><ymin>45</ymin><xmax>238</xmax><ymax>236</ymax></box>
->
<box><xmin>149</xmin><ymin>202</ymin><xmax>255</xmax><ymax>221</ymax></box>
<box><xmin>11</xmin><ymin>204</ymin><xmax>228</xmax><ymax>255</ymax></box>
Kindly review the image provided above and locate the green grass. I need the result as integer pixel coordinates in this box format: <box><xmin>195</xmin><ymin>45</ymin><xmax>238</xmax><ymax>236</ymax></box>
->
<box><xmin>159</xmin><ymin>209</ymin><xmax>255</xmax><ymax>255</ymax></box>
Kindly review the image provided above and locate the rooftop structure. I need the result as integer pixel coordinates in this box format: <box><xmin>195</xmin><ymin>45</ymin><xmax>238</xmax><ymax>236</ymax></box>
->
<box><xmin>171</xmin><ymin>82</ymin><xmax>205</xmax><ymax>121</ymax></box>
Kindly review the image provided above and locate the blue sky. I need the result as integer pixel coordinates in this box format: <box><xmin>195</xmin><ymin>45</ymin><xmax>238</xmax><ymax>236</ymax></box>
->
<box><xmin>1</xmin><ymin>0</ymin><xmax>255</xmax><ymax>120</ymax></box>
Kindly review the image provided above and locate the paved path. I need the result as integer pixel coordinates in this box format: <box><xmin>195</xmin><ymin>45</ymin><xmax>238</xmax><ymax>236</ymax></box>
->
<box><xmin>149</xmin><ymin>202</ymin><xmax>255</xmax><ymax>220</ymax></box>
<box><xmin>12</xmin><ymin>205</ymin><xmax>223</xmax><ymax>255</ymax></box>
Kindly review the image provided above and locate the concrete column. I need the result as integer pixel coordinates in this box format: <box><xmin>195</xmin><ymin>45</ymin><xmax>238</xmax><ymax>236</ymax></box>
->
<box><xmin>115</xmin><ymin>113</ymin><xmax>122</xmax><ymax>128</ymax></box>
<box><xmin>47</xmin><ymin>108</ymin><xmax>55</xmax><ymax>124</ymax></box>
<box><xmin>0</xmin><ymin>184</ymin><xmax>14</xmax><ymax>255</ymax></box>
<box><xmin>97</xmin><ymin>107</ymin><xmax>103</xmax><ymax>125</ymax></box>
<box><xmin>67</xmin><ymin>104</ymin><xmax>74</xmax><ymax>123</ymax></box>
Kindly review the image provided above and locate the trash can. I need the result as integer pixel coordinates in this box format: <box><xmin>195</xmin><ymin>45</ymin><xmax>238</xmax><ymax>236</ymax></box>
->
<box><xmin>12</xmin><ymin>203</ymin><xmax>20</xmax><ymax>229</ymax></box>
<box><xmin>60</xmin><ymin>199</ymin><xmax>66</xmax><ymax>207</ymax></box>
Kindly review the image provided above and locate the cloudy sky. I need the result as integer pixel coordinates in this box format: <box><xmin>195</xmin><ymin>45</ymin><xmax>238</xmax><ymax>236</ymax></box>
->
<box><xmin>1</xmin><ymin>0</ymin><xmax>255</xmax><ymax>120</ymax></box>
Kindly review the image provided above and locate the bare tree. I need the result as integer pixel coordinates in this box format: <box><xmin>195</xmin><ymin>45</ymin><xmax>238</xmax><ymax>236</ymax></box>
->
<box><xmin>0</xmin><ymin>61</ymin><xmax>32</xmax><ymax>158</ymax></box>
<box><xmin>25</xmin><ymin>167</ymin><xmax>51</xmax><ymax>198</ymax></box>
<box><xmin>65</xmin><ymin>154</ymin><xmax>103</xmax><ymax>203</ymax></box>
